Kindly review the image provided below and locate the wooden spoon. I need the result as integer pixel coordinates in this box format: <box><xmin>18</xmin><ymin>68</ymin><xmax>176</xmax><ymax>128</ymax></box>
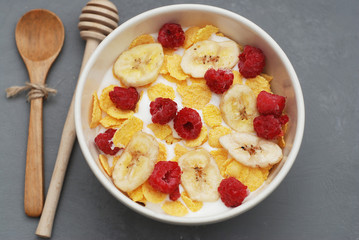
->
<box><xmin>15</xmin><ymin>9</ymin><xmax>64</xmax><ymax>217</ymax></box>
<box><xmin>36</xmin><ymin>0</ymin><xmax>118</xmax><ymax>238</ymax></box>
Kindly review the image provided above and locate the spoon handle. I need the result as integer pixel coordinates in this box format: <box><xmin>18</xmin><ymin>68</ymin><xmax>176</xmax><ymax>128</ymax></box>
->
<box><xmin>24</xmin><ymin>97</ymin><xmax>44</xmax><ymax>217</ymax></box>
<box><xmin>36</xmin><ymin>38</ymin><xmax>99</xmax><ymax>238</ymax></box>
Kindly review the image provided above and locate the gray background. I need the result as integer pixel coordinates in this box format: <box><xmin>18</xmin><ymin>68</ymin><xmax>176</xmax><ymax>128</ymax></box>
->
<box><xmin>1</xmin><ymin>0</ymin><xmax>358</xmax><ymax>239</ymax></box>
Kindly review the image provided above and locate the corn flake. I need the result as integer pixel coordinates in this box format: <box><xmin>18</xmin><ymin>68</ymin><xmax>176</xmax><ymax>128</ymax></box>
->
<box><xmin>195</xmin><ymin>25</ymin><xmax>219</xmax><ymax>42</ymax></box>
<box><xmin>99</xmin><ymin>85</ymin><xmax>134</xmax><ymax>119</ymax></box>
<box><xmin>90</xmin><ymin>92</ymin><xmax>102</xmax><ymax>128</ymax></box>
<box><xmin>184</xmin><ymin>126</ymin><xmax>208</xmax><ymax>148</ymax></box>
<box><xmin>129</xmin><ymin>34</ymin><xmax>155</xmax><ymax>49</ymax></box>
<box><xmin>189</xmin><ymin>77</ymin><xmax>206</xmax><ymax>85</ymax></box>
<box><xmin>183</xmin><ymin>26</ymin><xmax>200</xmax><ymax>49</ymax></box>
<box><xmin>161</xmin><ymin>201</ymin><xmax>188</xmax><ymax>217</ymax></box>
<box><xmin>113</xmin><ymin>116</ymin><xmax>143</xmax><ymax>148</ymax></box>
<box><xmin>100</xmin><ymin>115</ymin><xmax>125</xmax><ymax>128</ymax></box>
<box><xmin>181</xmin><ymin>191</ymin><xmax>203</xmax><ymax>212</ymax></box>
<box><xmin>99</xmin><ymin>154</ymin><xmax>111</xmax><ymax>177</ymax></box>
<box><xmin>278</xmin><ymin>122</ymin><xmax>288</xmax><ymax>148</ymax></box>
<box><xmin>260</xmin><ymin>73</ymin><xmax>273</xmax><ymax>82</ymax></box>
<box><xmin>177</xmin><ymin>82</ymin><xmax>212</xmax><ymax>110</ymax></box>
<box><xmin>128</xmin><ymin>185</ymin><xmax>146</xmax><ymax>204</ymax></box>
<box><xmin>225</xmin><ymin>159</ymin><xmax>272</xmax><ymax>191</ymax></box>
<box><xmin>203</xmin><ymin>104</ymin><xmax>222</xmax><ymax>128</ymax></box>
<box><xmin>157</xmin><ymin>142</ymin><xmax>167</xmax><ymax>162</ymax></box>
<box><xmin>210</xmin><ymin>149</ymin><xmax>228</xmax><ymax>168</ymax></box>
<box><xmin>245</xmin><ymin>75</ymin><xmax>272</xmax><ymax>96</ymax></box>
<box><xmin>167</xmin><ymin>54</ymin><xmax>188</xmax><ymax>81</ymax></box>
<box><xmin>170</xmin><ymin>144</ymin><xmax>189</xmax><ymax>162</ymax></box>
<box><xmin>162</xmin><ymin>73</ymin><xmax>184</xmax><ymax>85</ymax></box>
<box><xmin>142</xmin><ymin>181</ymin><xmax>166</xmax><ymax>203</ymax></box>
<box><xmin>232</xmin><ymin>70</ymin><xmax>243</xmax><ymax>85</ymax></box>
<box><xmin>208</xmin><ymin>126</ymin><xmax>232</xmax><ymax>148</ymax></box>
<box><xmin>165</xmin><ymin>134</ymin><xmax>181</xmax><ymax>145</ymax></box>
<box><xmin>147</xmin><ymin>123</ymin><xmax>172</xmax><ymax>140</ymax></box>
<box><xmin>163</xmin><ymin>47</ymin><xmax>175</xmax><ymax>56</ymax></box>
<box><xmin>147</xmin><ymin>83</ymin><xmax>175</xmax><ymax>101</ymax></box>
<box><xmin>160</xmin><ymin>55</ymin><xmax>169</xmax><ymax>74</ymax></box>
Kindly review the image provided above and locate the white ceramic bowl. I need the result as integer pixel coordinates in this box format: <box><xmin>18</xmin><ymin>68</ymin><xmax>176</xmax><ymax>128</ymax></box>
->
<box><xmin>75</xmin><ymin>4</ymin><xmax>305</xmax><ymax>225</ymax></box>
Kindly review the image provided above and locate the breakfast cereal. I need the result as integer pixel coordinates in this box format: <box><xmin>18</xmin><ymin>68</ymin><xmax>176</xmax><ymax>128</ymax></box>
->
<box><xmin>90</xmin><ymin>22</ymin><xmax>289</xmax><ymax>217</ymax></box>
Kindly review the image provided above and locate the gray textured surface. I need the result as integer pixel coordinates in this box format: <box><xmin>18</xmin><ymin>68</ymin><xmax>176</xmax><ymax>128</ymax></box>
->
<box><xmin>1</xmin><ymin>0</ymin><xmax>358</xmax><ymax>239</ymax></box>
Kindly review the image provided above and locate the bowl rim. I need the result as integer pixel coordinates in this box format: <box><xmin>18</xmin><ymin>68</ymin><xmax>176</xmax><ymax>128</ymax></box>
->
<box><xmin>75</xmin><ymin>3</ymin><xmax>305</xmax><ymax>225</ymax></box>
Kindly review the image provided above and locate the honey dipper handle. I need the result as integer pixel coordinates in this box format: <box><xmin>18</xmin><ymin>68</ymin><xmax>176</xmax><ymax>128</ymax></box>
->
<box><xmin>36</xmin><ymin>38</ymin><xmax>100</xmax><ymax>238</ymax></box>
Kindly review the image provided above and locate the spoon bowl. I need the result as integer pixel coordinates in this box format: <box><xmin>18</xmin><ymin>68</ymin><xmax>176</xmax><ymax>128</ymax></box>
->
<box><xmin>15</xmin><ymin>9</ymin><xmax>64</xmax><ymax>217</ymax></box>
<box><xmin>16</xmin><ymin>9</ymin><xmax>64</xmax><ymax>62</ymax></box>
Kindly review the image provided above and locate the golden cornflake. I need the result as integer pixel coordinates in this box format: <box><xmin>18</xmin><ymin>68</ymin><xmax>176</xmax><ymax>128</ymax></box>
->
<box><xmin>142</xmin><ymin>181</ymin><xmax>166</xmax><ymax>203</ymax></box>
<box><xmin>99</xmin><ymin>154</ymin><xmax>111</xmax><ymax>177</ymax></box>
<box><xmin>215</xmin><ymin>32</ymin><xmax>225</xmax><ymax>37</ymax></box>
<box><xmin>147</xmin><ymin>123</ymin><xmax>172</xmax><ymax>140</ymax></box>
<box><xmin>167</xmin><ymin>54</ymin><xmax>188</xmax><ymax>81</ymax></box>
<box><xmin>278</xmin><ymin>122</ymin><xmax>288</xmax><ymax>148</ymax></box>
<box><xmin>100</xmin><ymin>115</ymin><xmax>125</xmax><ymax>129</ymax></box>
<box><xmin>165</xmin><ymin>134</ymin><xmax>181</xmax><ymax>145</ymax></box>
<box><xmin>203</xmin><ymin>104</ymin><xmax>222</xmax><ymax>128</ymax></box>
<box><xmin>181</xmin><ymin>191</ymin><xmax>203</xmax><ymax>212</ymax></box>
<box><xmin>183</xmin><ymin>26</ymin><xmax>200</xmax><ymax>49</ymax></box>
<box><xmin>232</xmin><ymin>70</ymin><xmax>243</xmax><ymax>85</ymax></box>
<box><xmin>113</xmin><ymin>116</ymin><xmax>143</xmax><ymax>148</ymax></box>
<box><xmin>177</xmin><ymin>82</ymin><xmax>212</xmax><ymax>110</ymax></box>
<box><xmin>184</xmin><ymin>126</ymin><xmax>208</xmax><ymax>148</ymax></box>
<box><xmin>157</xmin><ymin>142</ymin><xmax>167</xmax><ymax>162</ymax></box>
<box><xmin>171</xmin><ymin>144</ymin><xmax>189</xmax><ymax>162</ymax></box>
<box><xmin>128</xmin><ymin>185</ymin><xmax>146</xmax><ymax>204</ymax></box>
<box><xmin>161</xmin><ymin>201</ymin><xmax>188</xmax><ymax>217</ymax></box>
<box><xmin>160</xmin><ymin>55</ymin><xmax>169</xmax><ymax>74</ymax></box>
<box><xmin>260</xmin><ymin>73</ymin><xmax>273</xmax><ymax>82</ymax></box>
<box><xmin>163</xmin><ymin>47</ymin><xmax>175</xmax><ymax>56</ymax></box>
<box><xmin>90</xmin><ymin>91</ymin><xmax>102</xmax><ymax>128</ymax></box>
<box><xmin>245</xmin><ymin>75</ymin><xmax>272</xmax><ymax>96</ymax></box>
<box><xmin>162</xmin><ymin>73</ymin><xmax>184</xmax><ymax>85</ymax></box>
<box><xmin>99</xmin><ymin>85</ymin><xmax>134</xmax><ymax>119</ymax></box>
<box><xmin>210</xmin><ymin>149</ymin><xmax>228</xmax><ymax>169</ymax></box>
<box><xmin>129</xmin><ymin>34</ymin><xmax>155</xmax><ymax>49</ymax></box>
<box><xmin>195</xmin><ymin>25</ymin><xmax>219</xmax><ymax>42</ymax></box>
<box><xmin>225</xmin><ymin>160</ymin><xmax>272</xmax><ymax>191</ymax></box>
<box><xmin>208</xmin><ymin>126</ymin><xmax>232</xmax><ymax>148</ymax></box>
<box><xmin>189</xmin><ymin>77</ymin><xmax>206</xmax><ymax>85</ymax></box>
<box><xmin>147</xmin><ymin>83</ymin><xmax>175</xmax><ymax>101</ymax></box>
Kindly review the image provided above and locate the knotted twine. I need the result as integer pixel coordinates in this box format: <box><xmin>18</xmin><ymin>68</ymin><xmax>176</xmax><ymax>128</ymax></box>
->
<box><xmin>6</xmin><ymin>82</ymin><xmax>57</xmax><ymax>101</ymax></box>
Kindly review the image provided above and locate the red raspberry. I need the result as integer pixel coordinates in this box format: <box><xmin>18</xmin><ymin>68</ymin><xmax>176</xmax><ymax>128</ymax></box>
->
<box><xmin>257</xmin><ymin>91</ymin><xmax>286</xmax><ymax>117</ymax></box>
<box><xmin>157</xmin><ymin>23</ymin><xmax>185</xmax><ymax>48</ymax></box>
<box><xmin>218</xmin><ymin>177</ymin><xmax>249</xmax><ymax>207</ymax></box>
<box><xmin>94</xmin><ymin>129</ymin><xmax>120</xmax><ymax>155</ymax></box>
<box><xmin>109</xmin><ymin>86</ymin><xmax>139</xmax><ymax>110</ymax></box>
<box><xmin>204</xmin><ymin>68</ymin><xmax>234</xmax><ymax>94</ymax></box>
<box><xmin>169</xmin><ymin>186</ymin><xmax>181</xmax><ymax>201</ymax></box>
<box><xmin>174</xmin><ymin>108</ymin><xmax>202</xmax><ymax>140</ymax></box>
<box><xmin>238</xmin><ymin>45</ymin><xmax>265</xmax><ymax>78</ymax></box>
<box><xmin>150</xmin><ymin>98</ymin><xmax>177</xmax><ymax>124</ymax></box>
<box><xmin>149</xmin><ymin>161</ymin><xmax>182</xmax><ymax>194</ymax></box>
<box><xmin>253</xmin><ymin>114</ymin><xmax>289</xmax><ymax>140</ymax></box>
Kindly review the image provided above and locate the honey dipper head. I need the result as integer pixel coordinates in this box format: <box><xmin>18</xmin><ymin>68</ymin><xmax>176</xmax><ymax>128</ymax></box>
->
<box><xmin>78</xmin><ymin>0</ymin><xmax>119</xmax><ymax>41</ymax></box>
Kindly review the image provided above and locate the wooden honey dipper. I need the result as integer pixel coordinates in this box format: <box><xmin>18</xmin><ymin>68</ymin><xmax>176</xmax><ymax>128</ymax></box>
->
<box><xmin>36</xmin><ymin>0</ymin><xmax>118</xmax><ymax>238</ymax></box>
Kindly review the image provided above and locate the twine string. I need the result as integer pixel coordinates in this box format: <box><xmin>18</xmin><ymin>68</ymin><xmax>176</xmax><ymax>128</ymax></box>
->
<box><xmin>6</xmin><ymin>82</ymin><xmax>57</xmax><ymax>101</ymax></box>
